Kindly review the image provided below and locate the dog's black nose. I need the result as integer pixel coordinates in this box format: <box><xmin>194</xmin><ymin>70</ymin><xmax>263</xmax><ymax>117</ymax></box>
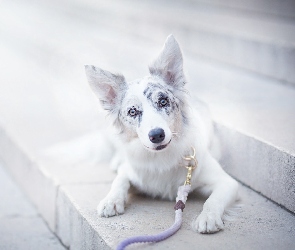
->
<box><xmin>148</xmin><ymin>128</ymin><xmax>165</xmax><ymax>143</ymax></box>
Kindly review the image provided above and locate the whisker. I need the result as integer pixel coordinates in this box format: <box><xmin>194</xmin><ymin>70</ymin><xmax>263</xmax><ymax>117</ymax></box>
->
<box><xmin>172</xmin><ymin>132</ymin><xmax>181</xmax><ymax>138</ymax></box>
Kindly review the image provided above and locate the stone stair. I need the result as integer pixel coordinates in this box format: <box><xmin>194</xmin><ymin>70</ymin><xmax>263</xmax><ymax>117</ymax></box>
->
<box><xmin>0</xmin><ymin>0</ymin><xmax>294</xmax><ymax>249</ymax></box>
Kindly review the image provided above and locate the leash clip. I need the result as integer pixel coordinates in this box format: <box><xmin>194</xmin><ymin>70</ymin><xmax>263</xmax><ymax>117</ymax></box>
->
<box><xmin>182</xmin><ymin>147</ymin><xmax>198</xmax><ymax>186</ymax></box>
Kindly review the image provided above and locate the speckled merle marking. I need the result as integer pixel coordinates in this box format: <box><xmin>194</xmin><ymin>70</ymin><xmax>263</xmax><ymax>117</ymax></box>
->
<box><xmin>118</xmin><ymin>100</ymin><xmax>143</xmax><ymax>128</ymax></box>
<box><xmin>143</xmin><ymin>83</ymin><xmax>179</xmax><ymax>116</ymax></box>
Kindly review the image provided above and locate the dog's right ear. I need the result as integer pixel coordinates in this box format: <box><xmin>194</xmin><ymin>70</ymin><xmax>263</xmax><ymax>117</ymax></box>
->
<box><xmin>85</xmin><ymin>65</ymin><xmax>126</xmax><ymax>111</ymax></box>
<box><xmin>149</xmin><ymin>35</ymin><xmax>185</xmax><ymax>88</ymax></box>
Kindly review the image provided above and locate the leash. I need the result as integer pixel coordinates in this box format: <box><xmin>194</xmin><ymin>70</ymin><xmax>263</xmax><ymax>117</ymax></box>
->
<box><xmin>116</xmin><ymin>147</ymin><xmax>197</xmax><ymax>250</ymax></box>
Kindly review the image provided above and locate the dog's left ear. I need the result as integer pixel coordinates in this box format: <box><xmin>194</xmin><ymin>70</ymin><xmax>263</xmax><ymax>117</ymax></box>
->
<box><xmin>149</xmin><ymin>35</ymin><xmax>185</xmax><ymax>88</ymax></box>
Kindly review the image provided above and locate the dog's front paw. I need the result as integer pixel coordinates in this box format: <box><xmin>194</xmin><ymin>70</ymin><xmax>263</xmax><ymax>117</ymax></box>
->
<box><xmin>193</xmin><ymin>211</ymin><xmax>224</xmax><ymax>234</ymax></box>
<box><xmin>97</xmin><ymin>196</ymin><xmax>125</xmax><ymax>217</ymax></box>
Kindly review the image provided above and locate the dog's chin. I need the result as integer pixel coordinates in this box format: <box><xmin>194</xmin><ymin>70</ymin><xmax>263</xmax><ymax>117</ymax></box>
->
<box><xmin>144</xmin><ymin>139</ymin><xmax>171</xmax><ymax>152</ymax></box>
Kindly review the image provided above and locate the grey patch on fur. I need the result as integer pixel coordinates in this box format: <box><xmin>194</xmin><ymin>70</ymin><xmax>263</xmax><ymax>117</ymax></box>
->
<box><xmin>143</xmin><ymin>86</ymin><xmax>149</xmax><ymax>96</ymax></box>
<box><xmin>127</xmin><ymin>107</ymin><xmax>142</xmax><ymax>119</ymax></box>
<box><xmin>138</xmin><ymin>111</ymin><xmax>142</xmax><ymax>126</ymax></box>
<box><xmin>156</xmin><ymin>92</ymin><xmax>171</xmax><ymax>115</ymax></box>
<box><xmin>143</xmin><ymin>83</ymin><xmax>165</xmax><ymax>98</ymax></box>
<box><xmin>127</xmin><ymin>106</ymin><xmax>143</xmax><ymax>126</ymax></box>
<box><xmin>143</xmin><ymin>82</ymin><xmax>179</xmax><ymax>117</ymax></box>
<box><xmin>181</xmin><ymin>110</ymin><xmax>189</xmax><ymax>125</ymax></box>
<box><xmin>119</xmin><ymin>101</ymin><xmax>143</xmax><ymax>129</ymax></box>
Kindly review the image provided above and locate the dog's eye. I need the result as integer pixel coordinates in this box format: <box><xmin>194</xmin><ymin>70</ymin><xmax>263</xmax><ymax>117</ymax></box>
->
<box><xmin>158</xmin><ymin>98</ymin><xmax>169</xmax><ymax>107</ymax></box>
<box><xmin>128</xmin><ymin>107</ymin><xmax>138</xmax><ymax>117</ymax></box>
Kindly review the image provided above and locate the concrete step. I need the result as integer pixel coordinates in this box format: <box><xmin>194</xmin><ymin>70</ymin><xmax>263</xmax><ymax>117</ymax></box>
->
<box><xmin>55</xmin><ymin>174</ymin><xmax>295</xmax><ymax>250</ymax></box>
<box><xmin>192</xmin><ymin>0</ymin><xmax>295</xmax><ymax>19</ymax></box>
<box><xmin>0</xmin><ymin>162</ymin><xmax>66</xmax><ymax>250</ymax></box>
<box><xmin>185</xmin><ymin>56</ymin><xmax>295</xmax><ymax>213</ymax></box>
<box><xmin>1</xmin><ymin>128</ymin><xmax>294</xmax><ymax>249</ymax></box>
<box><xmin>0</xmin><ymin>0</ymin><xmax>294</xmax><ymax>249</ymax></box>
<box><xmin>30</xmin><ymin>0</ymin><xmax>295</xmax><ymax>85</ymax></box>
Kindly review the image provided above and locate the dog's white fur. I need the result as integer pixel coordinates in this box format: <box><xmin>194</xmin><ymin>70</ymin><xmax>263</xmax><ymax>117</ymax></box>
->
<box><xmin>85</xmin><ymin>35</ymin><xmax>239</xmax><ymax>233</ymax></box>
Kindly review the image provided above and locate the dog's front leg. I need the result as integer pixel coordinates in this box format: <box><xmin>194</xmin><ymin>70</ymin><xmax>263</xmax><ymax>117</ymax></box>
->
<box><xmin>193</xmin><ymin>153</ymin><xmax>239</xmax><ymax>233</ymax></box>
<box><xmin>97</xmin><ymin>171</ymin><xmax>130</xmax><ymax>217</ymax></box>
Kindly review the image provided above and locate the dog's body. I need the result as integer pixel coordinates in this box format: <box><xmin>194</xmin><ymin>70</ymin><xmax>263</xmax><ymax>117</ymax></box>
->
<box><xmin>85</xmin><ymin>35</ymin><xmax>239</xmax><ymax>233</ymax></box>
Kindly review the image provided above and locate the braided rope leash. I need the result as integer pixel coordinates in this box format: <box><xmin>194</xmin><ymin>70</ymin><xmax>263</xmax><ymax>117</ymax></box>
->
<box><xmin>116</xmin><ymin>147</ymin><xmax>197</xmax><ymax>250</ymax></box>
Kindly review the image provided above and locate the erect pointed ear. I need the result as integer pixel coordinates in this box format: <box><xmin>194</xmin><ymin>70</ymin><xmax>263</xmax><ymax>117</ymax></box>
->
<box><xmin>85</xmin><ymin>65</ymin><xmax>126</xmax><ymax>111</ymax></box>
<box><xmin>149</xmin><ymin>35</ymin><xmax>185</xmax><ymax>88</ymax></box>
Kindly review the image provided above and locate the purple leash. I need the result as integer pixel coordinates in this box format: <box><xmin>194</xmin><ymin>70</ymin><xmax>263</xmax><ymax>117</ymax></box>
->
<box><xmin>116</xmin><ymin>147</ymin><xmax>197</xmax><ymax>250</ymax></box>
<box><xmin>116</xmin><ymin>185</ymin><xmax>191</xmax><ymax>250</ymax></box>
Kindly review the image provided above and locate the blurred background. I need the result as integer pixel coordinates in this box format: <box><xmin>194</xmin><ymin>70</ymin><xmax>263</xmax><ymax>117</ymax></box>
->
<box><xmin>1</xmin><ymin>0</ymin><xmax>295</xmax><ymax>154</ymax></box>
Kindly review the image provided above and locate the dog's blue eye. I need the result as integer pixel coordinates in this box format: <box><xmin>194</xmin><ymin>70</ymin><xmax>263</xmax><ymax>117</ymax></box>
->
<box><xmin>158</xmin><ymin>98</ymin><xmax>169</xmax><ymax>107</ymax></box>
<box><xmin>128</xmin><ymin>108</ymin><xmax>137</xmax><ymax>117</ymax></box>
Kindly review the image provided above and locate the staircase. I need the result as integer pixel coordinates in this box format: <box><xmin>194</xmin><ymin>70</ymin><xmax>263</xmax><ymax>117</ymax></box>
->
<box><xmin>0</xmin><ymin>0</ymin><xmax>294</xmax><ymax>249</ymax></box>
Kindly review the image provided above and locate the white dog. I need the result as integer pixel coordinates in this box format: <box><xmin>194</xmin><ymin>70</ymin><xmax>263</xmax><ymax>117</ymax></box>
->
<box><xmin>85</xmin><ymin>35</ymin><xmax>239</xmax><ymax>233</ymax></box>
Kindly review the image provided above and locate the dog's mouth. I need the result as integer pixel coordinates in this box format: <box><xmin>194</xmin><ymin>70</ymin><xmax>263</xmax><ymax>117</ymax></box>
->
<box><xmin>144</xmin><ymin>139</ymin><xmax>171</xmax><ymax>151</ymax></box>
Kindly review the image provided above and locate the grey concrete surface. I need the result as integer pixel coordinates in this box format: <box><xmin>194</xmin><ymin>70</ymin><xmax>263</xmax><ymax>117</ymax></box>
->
<box><xmin>0</xmin><ymin>163</ymin><xmax>65</xmax><ymax>250</ymax></box>
<box><xmin>0</xmin><ymin>0</ymin><xmax>294</xmax><ymax>249</ymax></box>
<box><xmin>9</xmin><ymin>0</ymin><xmax>293</xmax><ymax>85</ymax></box>
<box><xmin>194</xmin><ymin>0</ymin><xmax>295</xmax><ymax>19</ymax></box>
<box><xmin>217</xmin><ymin>124</ymin><xmax>295</xmax><ymax>213</ymax></box>
<box><xmin>0</xmin><ymin>127</ymin><xmax>58</xmax><ymax>231</ymax></box>
<box><xmin>55</xmin><ymin>179</ymin><xmax>295</xmax><ymax>250</ymax></box>
<box><xmin>185</xmin><ymin>57</ymin><xmax>295</xmax><ymax>155</ymax></box>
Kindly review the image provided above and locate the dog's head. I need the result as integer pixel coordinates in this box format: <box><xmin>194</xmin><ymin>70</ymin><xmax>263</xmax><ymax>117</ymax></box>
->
<box><xmin>85</xmin><ymin>35</ymin><xmax>188</xmax><ymax>152</ymax></box>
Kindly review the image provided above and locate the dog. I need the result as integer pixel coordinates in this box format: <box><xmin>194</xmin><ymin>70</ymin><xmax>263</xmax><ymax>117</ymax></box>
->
<box><xmin>84</xmin><ymin>35</ymin><xmax>239</xmax><ymax>234</ymax></box>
